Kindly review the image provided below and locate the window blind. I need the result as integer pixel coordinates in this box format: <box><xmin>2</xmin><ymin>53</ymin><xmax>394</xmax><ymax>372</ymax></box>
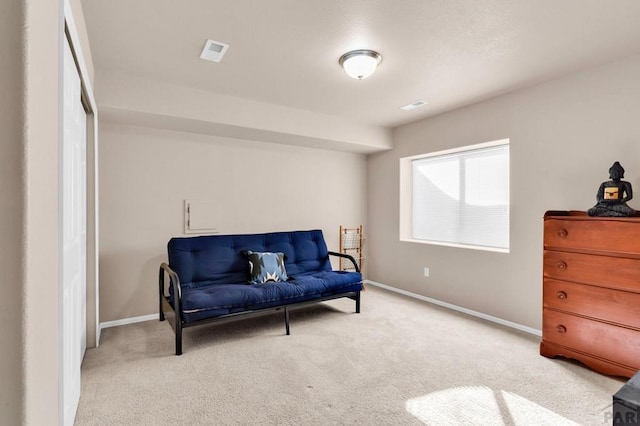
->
<box><xmin>412</xmin><ymin>143</ymin><xmax>509</xmax><ymax>250</ymax></box>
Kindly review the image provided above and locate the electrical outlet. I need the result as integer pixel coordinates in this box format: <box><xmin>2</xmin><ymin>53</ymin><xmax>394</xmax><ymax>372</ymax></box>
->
<box><xmin>424</xmin><ymin>267</ymin><xmax>430</xmax><ymax>277</ymax></box>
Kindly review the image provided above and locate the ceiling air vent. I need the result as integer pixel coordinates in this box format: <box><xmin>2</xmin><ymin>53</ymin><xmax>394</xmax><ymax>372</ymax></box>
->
<box><xmin>200</xmin><ymin>39</ymin><xmax>229</xmax><ymax>63</ymax></box>
<box><xmin>400</xmin><ymin>100</ymin><xmax>427</xmax><ymax>111</ymax></box>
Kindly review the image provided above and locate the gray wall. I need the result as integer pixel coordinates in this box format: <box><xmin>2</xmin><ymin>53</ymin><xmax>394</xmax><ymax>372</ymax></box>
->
<box><xmin>0</xmin><ymin>2</ymin><xmax>26</xmax><ymax>423</ymax></box>
<box><xmin>367</xmin><ymin>54</ymin><xmax>640</xmax><ymax>330</ymax></box>
<box><xmin>1</xmin><ymin>0</ymin><xmax>62</xmax><ymax>422</ymax></box>
<box><xmin>99</xmin><ymin>122</ymin><xmax>367</xmax><ymax>322</ymax></box>
<box><xmin>22</xmin><ymin>0</ymin><xmax>61</xmax><ymax>422</ymax></box>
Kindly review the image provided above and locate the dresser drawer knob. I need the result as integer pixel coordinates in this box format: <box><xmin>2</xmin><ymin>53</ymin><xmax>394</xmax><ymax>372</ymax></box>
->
<box><xmin>556</xmin><ymin>291</ymin><xmax>567</xmax><ymax>300</ymax></box>
<box><xmin>557</xmin><ymin>229</ymin><xmax>568</xmax><ymax>238</ymax></box>
<box><xmin>556</xmin><ymin>261</ymin><xmax>567</xmax><ymax>270</ymax></box>
<box><xmin>556</xmin><ymin>325</ymin><xmax>567</xmax><ymax>334</ymax></box>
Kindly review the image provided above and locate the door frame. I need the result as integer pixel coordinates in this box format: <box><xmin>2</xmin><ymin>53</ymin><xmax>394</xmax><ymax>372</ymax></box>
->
<box><xmin>64</xmin><ymin>0</ymin><xmax>99</xmax><ymax>349</ymax></box>
<box><xmin>60</xmin><ymin>1</ymin><xmax>99</xmax><ymax>424</ymax></box>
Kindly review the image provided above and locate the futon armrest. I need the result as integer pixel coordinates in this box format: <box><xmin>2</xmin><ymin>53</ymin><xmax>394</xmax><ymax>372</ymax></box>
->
<box><xmin>328</xmin><ymin>251</ymin><xmax>360</xmax><ymax>273</ymax></box>
<box><xmin>158</xmin><ymin>262</ymin><xmax>183</xmax><ymax>311</ymax></box>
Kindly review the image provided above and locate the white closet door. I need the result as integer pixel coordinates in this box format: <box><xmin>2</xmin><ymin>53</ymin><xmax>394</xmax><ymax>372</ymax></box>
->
<box><xmin>62</xmin><ymin>35</ymin><xmax>87</xmax><ymax>426</ymax></box>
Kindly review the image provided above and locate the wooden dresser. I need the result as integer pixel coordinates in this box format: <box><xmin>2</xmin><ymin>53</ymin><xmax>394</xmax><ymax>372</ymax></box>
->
<box><xmin>541</xmin><ymin>210</ymin><xmax>640</xmax><ymax>378</ymax></box>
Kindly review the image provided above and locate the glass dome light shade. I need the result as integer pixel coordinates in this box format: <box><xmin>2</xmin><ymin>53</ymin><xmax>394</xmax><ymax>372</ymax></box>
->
<box><xmin>339</xmin><ymin>50</ymin><xmax>382</xmax><ymax>80</ymax></box>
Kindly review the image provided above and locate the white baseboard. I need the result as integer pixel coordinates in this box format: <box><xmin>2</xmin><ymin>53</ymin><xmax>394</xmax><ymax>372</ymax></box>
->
<box><xmin>100</xmin><ymin>313</ymin><xmax>157</xmax><ymax>330</ymax></box>
<box><xmin>365</xmin><ymin>280</ymin><xmax>542</xmax><ymax>337</ymax></box>
<box><xmin>99</xmin><ymin>282</ymin><xmax>542</xmax><ymax>337</ymax></box>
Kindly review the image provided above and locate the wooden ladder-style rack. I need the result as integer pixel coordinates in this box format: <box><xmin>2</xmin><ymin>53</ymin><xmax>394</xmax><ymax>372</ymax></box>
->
<box><xmin>339</xmin><ymin>225</ymin><xmax>364</xmax><ymax>276</ymax></box>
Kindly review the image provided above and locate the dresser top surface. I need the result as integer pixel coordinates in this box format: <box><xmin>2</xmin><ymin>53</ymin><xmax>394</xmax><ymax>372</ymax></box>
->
<box><xmin>545</xmin><ymin>210</ymin><xmax>640</xmax><ymax>222</ymax></box>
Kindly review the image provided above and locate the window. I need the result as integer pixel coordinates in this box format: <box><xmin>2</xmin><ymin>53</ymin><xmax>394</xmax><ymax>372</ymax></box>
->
<box><xmin>400</xmin><ymin>139</ymin><xmax>510</xmax><ymax>252</ymax></box>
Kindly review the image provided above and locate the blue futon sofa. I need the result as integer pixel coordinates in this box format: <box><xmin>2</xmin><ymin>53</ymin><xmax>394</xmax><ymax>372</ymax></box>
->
<box><xmin>158</xmin><ymin>229</ymin><xmax>362</xmax><ymax>355</ymax></box>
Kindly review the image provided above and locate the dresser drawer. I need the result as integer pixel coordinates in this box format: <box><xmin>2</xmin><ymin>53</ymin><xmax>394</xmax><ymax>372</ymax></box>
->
<box><xmin>544</xmin><ymin>278</ymin><xmax>640</xmax><ymax>328</ymax></box>
<box><xmin>545</xmin><ymin>218</ymin><xmax>640</xmax><ymax>255</ymax></box>
<box><xmin>543</xmin><ymin>309</ymin><xmax>640</xmax><ymax>370</ymax></box>
<box><xmin>544</xmin><ymin>250</ymin><xmax>640</xmax><ymax>292</ymax></box>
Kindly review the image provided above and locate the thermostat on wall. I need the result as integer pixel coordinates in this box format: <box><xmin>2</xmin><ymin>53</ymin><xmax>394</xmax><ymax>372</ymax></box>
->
<box><xmin>184</xmin><ymin>199</ymin><xmax>219</xmax><ymax>234</ymax></box>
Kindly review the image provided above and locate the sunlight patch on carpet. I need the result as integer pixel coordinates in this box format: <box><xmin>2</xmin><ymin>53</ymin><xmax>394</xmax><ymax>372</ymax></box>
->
<box><xmin>406</xmin><ymin>386</ymin><xmax>580</xmax><ymax>425</ymax></box>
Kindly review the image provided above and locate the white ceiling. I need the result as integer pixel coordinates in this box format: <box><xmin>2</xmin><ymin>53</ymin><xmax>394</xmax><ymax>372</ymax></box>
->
<box><xmin>81</xmin><ymin>0</ymin><xmax>640</xmax><ymax>129</ymax></box>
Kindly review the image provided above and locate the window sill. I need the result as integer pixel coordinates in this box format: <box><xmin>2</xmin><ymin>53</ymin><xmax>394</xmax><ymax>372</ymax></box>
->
<box><xmin>400</xmin><ymin>237</ymin><xmax>510</xmax><ymax>254</ymax></box>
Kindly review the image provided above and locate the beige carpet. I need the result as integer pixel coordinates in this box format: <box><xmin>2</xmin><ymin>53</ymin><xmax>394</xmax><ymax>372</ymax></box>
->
<box><xmin>75</xmin><ymin>286</ymin><xmax>624</xmax><ymax>425</ymax></box>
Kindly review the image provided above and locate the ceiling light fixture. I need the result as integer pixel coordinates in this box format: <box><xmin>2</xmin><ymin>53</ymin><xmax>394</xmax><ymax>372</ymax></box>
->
<box><xmin>339</xmin><ymin>49</ymin><xmax>382</xmax><ymax>80</ymax></box>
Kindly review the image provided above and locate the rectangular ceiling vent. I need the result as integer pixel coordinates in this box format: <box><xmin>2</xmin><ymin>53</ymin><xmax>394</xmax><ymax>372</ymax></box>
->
<box><xmin>200</xmin><ymin>39</ymin><xmax>229</xmax><ymax>63</ymax></box>
<box><xmin>400</xmin><ymin>100</ymin><xmax>427</xmax><ymax>111</ymax></box>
